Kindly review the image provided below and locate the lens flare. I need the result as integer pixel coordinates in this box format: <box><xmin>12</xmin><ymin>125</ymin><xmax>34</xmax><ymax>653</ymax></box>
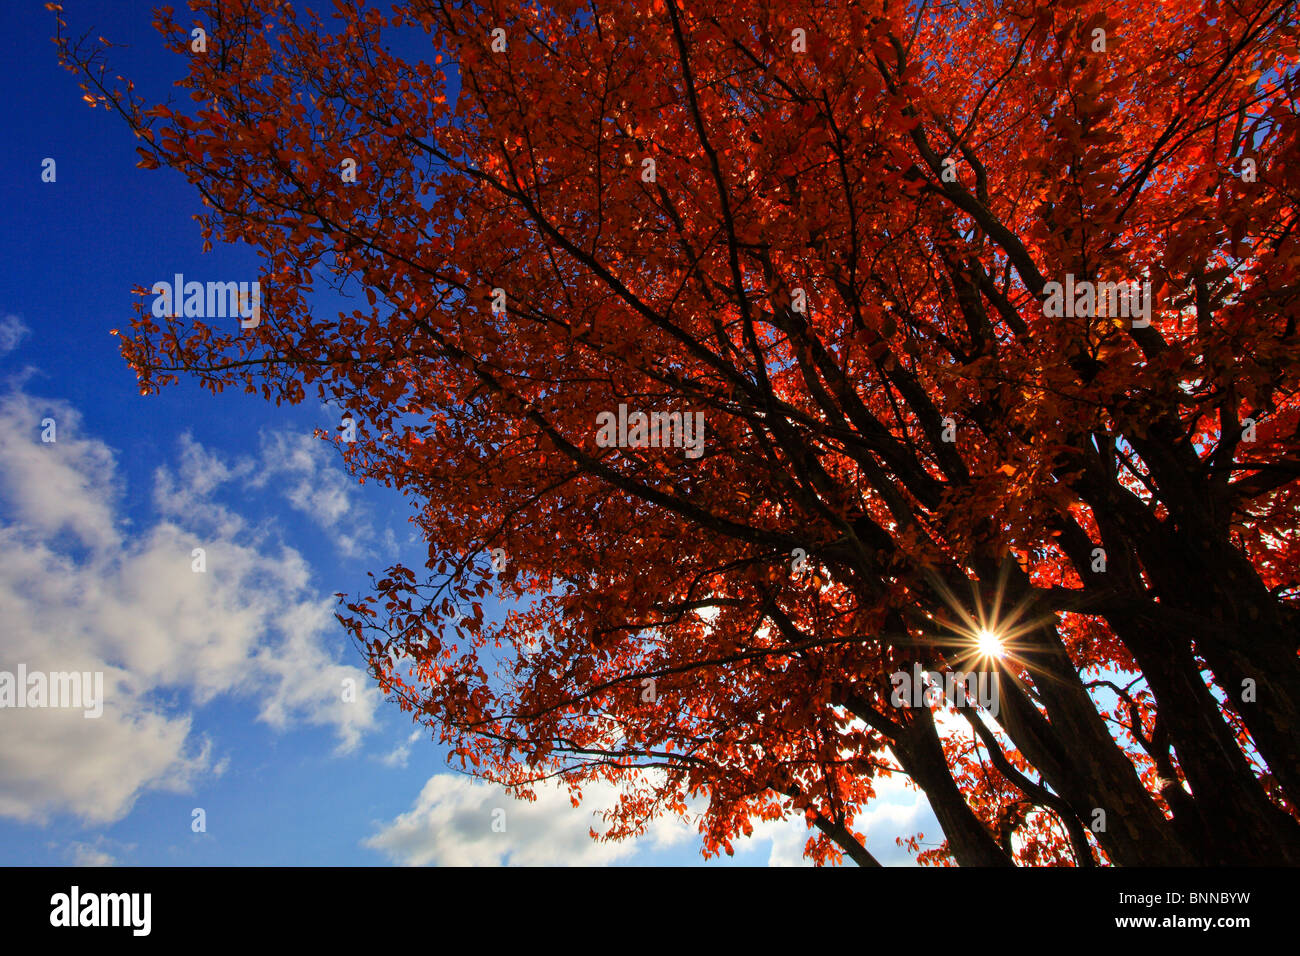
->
<box><xmin>976</xmin><ymin>628</ymin><xmax>1005</xmax><ymax>658</ymax></box>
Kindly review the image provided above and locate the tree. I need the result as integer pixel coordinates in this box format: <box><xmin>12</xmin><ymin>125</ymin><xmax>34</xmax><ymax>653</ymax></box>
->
<box><xmin>56</xmin><ymin>0</ymin><xmax>1300</xmax><ymax>865</ymax></box>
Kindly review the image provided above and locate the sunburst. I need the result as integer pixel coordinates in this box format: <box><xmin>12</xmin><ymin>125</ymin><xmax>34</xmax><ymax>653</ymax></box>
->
<box><xmin>975</xmin><ymin>627</ymin><xmax>1005</xmax><ymax>659</ymax></box>
<box><xmin>922</xmin><ymin>560</ymin><xmax>1058</xmax><ymax>682</ymax></box>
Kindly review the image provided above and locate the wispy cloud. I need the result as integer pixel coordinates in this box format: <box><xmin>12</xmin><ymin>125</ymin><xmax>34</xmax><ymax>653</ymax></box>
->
<box><xmin>364</xmin><ymin>770</ymin><xmax>926</xmax><ymax>866</ymax></box>
<box><xmin>364</xmin><ymin>775</ymin><xmax>699</xmax><ymax>866</ymax></box>
<box><xmin>0</xmin><ymin>316</ymin><xmax>28</xmax><ymax>356</ymax></box>
<box><xmin>251</xmin><ymin>430</ymin><xmax>376</xmax><ymax>557</ymax></box>
<box><xmin>63</xmin><ymin>836</ymin><xmax>130</xmax><ymax>867</ymax></box>
<box><xmin>380</xmin><ymin>729</ymin><xmax>424</xmax><ymax>769</ymax></box>
<box><xmin>0</xmin><ymin>387</ymin><xmax>381</xmax><ymax>826</ymax></box>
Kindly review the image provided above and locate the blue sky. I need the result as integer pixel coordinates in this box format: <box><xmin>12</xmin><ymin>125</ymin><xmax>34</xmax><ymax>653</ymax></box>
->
<box><xmin>0</xmin><ymin>1</ymin><xmax>935</xmax><ymax>866</ymax></box>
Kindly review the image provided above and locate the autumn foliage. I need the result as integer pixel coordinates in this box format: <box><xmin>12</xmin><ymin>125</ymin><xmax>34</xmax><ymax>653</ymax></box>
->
<box><xmin>58</xmin><ymin>0</ymin><xmax>1300</xmax><ymax>864</ymax></box>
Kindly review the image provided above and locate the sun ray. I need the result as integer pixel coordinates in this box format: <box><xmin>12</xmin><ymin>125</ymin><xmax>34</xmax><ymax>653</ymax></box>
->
<box><xmin>917</xmin><ymin>561</ymin><xmax>1070</xmax><ymax>697</ymax></box>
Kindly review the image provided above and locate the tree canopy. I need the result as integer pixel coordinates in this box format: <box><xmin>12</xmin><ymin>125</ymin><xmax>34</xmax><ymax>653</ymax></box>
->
<box><xmin>58</xmin><ymin>0</ymin><xmax>1300</xmax><ymax>865</ymax></box>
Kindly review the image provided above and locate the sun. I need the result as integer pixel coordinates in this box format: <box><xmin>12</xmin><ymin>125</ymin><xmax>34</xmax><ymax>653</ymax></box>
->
<box><xmin>976</xmin><ymin>628</ymin><xmax>1005</xmax><ymax>659</ymax></box>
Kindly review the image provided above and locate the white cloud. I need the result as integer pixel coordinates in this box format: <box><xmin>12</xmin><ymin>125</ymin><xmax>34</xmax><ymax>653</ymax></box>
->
<box><xmin>366</xmin><ymin>768</ymin><xmax>928</xmax><ymax>867</ymax></box>
<box><xmin>853</xmin><ymin>772</ymin><xmax>934</xmax><ymax>865</ymax></box>
<box><xmin>380</xmin><ymin>729</ymin><xmax>423</xmax><ymax>768</ymax></box>
<box><xmin>729</xmin><ymin>768</ymin><xmax>932</xmax><ymax>866</ymax></box>
<box><xmin>64</xmin><ymin>836</ymin><xmax>127</xmax><ymax>867</ymax></box>
<box><xmin>152</xmin><ymin>432</ymin><xmax>254</xmax><ymax>538</ymax></box>
<box><xmin>0</xmin><ymin>387</ymin><xmax>381</xmax><ymax>826</ymax></box>
<box><xmin>251</xmin><ymin>430</ymin><xmax>372</xmax><ymax>556</ymax></box>
<box><xmin>364</xmin><ymin>775</ymin><xmax>698</xmax><ymax>866</ymax></box>
<box><xmin>154</xmin><ymin>426</ymin><xmax>380</xmax><ymax>559</ymax></box>
<box><xmin>747</xmin><ymin>814</ymin><xmax>816</xmax><ymax>867</ymax></box>
<box><xmin>0</xmin><ymin>399</ymin><xmax>121</xmax><ymax>550</ymax></box>
<box><xmin>0</xmin><ymin>316</ymin><xmax>28</xmax><ymax>356</ymax></box>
